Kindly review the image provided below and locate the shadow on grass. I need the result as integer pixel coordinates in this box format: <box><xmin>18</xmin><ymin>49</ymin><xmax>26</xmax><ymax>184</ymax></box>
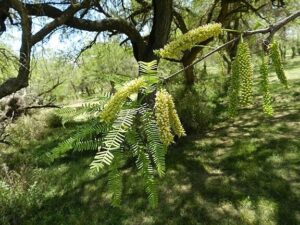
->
<box><xmin>21</xmin><ymin>134</ymin><xmax>299</xmax><ymax>225</ymax></box>
<box><xmin>6</xmin><ymin>79</ymin><xmax>300</xmax><ymax>225</ymax></box>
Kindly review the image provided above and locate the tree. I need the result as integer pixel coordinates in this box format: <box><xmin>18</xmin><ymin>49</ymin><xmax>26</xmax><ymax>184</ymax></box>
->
<box><xmin>0</xmin><ymin>0</ymin><xmax>299</xmax><ymax>98</ymax></box>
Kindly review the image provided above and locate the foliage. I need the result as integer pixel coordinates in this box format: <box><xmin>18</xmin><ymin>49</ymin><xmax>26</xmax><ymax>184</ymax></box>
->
<box><xmin>75</xmin><ymin>43</ymin><xmax>137</xmax><ymax>95</ymax></box>
<box><xmin>0</xmin><ymin>46</ymin><xmax>18</xmax><ymax>83</ymax></box>
<box><xmin>1</xmin><ymin>68</ymin><xmax>299</xmax><ymax>224</ymax></box>
<box><xmin>30</xmin><ymin>55</ymin><xmax>75</xmax><ymax>102</ymax></box>
<box><xmin>0</xmin><ymin>179</ymin><xmax>44</xmax><ymax>225</ymax></box>
<box><xmin>7</xmin><ymin>114</ymin><xmax>49</xmax><ymax>147</ymax></box>
<box><xmin>167</xmin><ymin>82</ymin><xmax>221</xmax><ymax>134</ymax></box>
<box><xmin>48</xmin><ymin>61</ymin><xmax>185</xmax><ymax>207</ymax></box>
<box><xmin>43</xmin><ymin>111</ymin><xmax>63</xmax><ymax>128</ymax></box>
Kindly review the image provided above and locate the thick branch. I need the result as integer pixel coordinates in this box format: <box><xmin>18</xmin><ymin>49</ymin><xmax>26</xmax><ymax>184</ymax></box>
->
<box><xmin>0</xmin><ymin>0</ymin><xmax>31</xmax><ymax>99</ymax></box>
<box><xmin>25</xmin><ymin>3</ymin><xmax>146</xmax><ymax>59</ymax></box>
<box><xmin>173</xmin><ymin>10</ymin><xmax>188</xmax><ymax>34</ymax></box>
<box><xmin>144</xmin><ymin>0</ymin><xmax>173</xmax><ymax>61</ymax></box>
<box><xmin>31</xmin><ymin>1</ymin><xmax>91</xmax><ymax>45</ymax></box>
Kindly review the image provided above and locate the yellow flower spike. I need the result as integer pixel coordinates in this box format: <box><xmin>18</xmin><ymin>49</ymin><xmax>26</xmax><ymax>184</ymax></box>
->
<box><xmin>101</xmin><ymin>77</ymin><xmax>146</xmax><ymax>122</ymax></box>
<box><xmin>165</xmin><ymin>92</ymin><xmax>186</xmax><ymax>137</ymax></box>
<box><xmin>228</xmin><ymin>59</ymin><xmax>240</xmax><ymax>117</ymax></box>
<box><xmin>260</xmin><ymin>56</ymin><xmax>274</xmax><ymax>116</ymax></box>
<box><xmin>236</xmin><ymin>42</ymin><xmax>254</xmax><ymax>106</ymax></box>
<box><xmin>154</xmin><ymin>89</ymin><xmax>174</xmax><ymax>146</ymax></box>
<box><xmin>156</xmin><ymin>23</ymin><xmax>222</xmax><ymax>60</ymax></box>
<box><xmin>269</xmin><ymin>41</ymin><xmax>288</xmax><ymax>88</ymax></box>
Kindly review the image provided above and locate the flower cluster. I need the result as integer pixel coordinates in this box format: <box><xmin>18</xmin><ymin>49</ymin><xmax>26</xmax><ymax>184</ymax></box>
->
<box><xmin>228</xmin><ymin>59</ymin><xmax>240</xmax><ymax>116</ymax></box>
<box><xmin>156</xmin><ymin>23</ymin><xmax>222</xmax><ymax>60</ymax></box>
<box><xmin>101</xmin><ymin>77</ymin><xmax>146</xmax><ymax>122</ymax></box>
<box><xmin>236</xmin><ymin>42</ymin><xmax>253</xmax><ymax>106</ymax></box>
<box><xmin>269</xmin><ymin>41</ymin><xmax>288</xmax><ymax>88</ymax></box>
<box><xmin>166</xmin><ymin>93</ymin><xmax>186</xmax><ymax>137</ymax></box>
<box><xmin>154</xmin><ymin>89</ymin><xmax>185</xmax><ymax>146</ymax></box>
<box><xmin>260</xmin><ymin>56</ymin><xmax>274</xmax><ymax>116</ymax></box>
<box><xmin>154</xmin><ymin>89</ymin><xmax>174</xmax><ymax>146</ymax></box>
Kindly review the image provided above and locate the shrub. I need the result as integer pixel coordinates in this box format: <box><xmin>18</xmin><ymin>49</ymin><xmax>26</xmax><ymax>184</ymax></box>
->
<box><xmin>43</xmin><ymin>111</ymin><xmax>63</xmax><ymax>128</ymax></box>
<box><xmin>0</xmin><ymin>173</ymin><xmax>44</xmax><ymax>225</ymax></box>
<box><xmin>7</xmin><ymin>114</ymin><xmax>49</xmax><ymax>147</ymax></box>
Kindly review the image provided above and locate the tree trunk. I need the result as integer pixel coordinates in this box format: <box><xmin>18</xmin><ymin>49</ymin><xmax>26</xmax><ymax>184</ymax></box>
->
<box><xmin>140</xmin><ymin>0</ymin><xmax>173</xmax><ymax>62</ymax></box>
<box><xmin>182</xmin><ymin>59</ymin><xmax>196</xmax><ymax>86</ymax></box>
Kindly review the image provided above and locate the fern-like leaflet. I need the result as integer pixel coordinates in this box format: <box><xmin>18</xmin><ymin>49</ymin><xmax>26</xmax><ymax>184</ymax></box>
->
<box><xmin>134</xmin><ymin>141</ymin><xmax>158</xmax><ymax>208</ymax></box>
<box><xmin>140</xmin><ymin>108</ymin><xmax>166</xmax><ymax>177</ymax></box>
<box><xmin>138</xmin><ymin>61</ymin><xmax>158</xmax><ymax>75</ymax></box>
<box><xmin>47</xmin><ymin>120</ymin><xmax>108</xmax><ymax>162</ymax></box>
<box><xmin>90</xmin><ymin>108</ymin><xmax>137</xmax><ymax>171</ymax></box>
<box><xmin>108</xmin><ymin>153</ymin><xmax>123</xmax><ymax>206</ymax></box>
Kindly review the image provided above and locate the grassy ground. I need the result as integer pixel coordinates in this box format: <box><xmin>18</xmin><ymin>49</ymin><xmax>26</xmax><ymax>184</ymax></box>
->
<box><xmin>1</xmin><ymin>57</ymin><xmax>299</xmax><ymax>225</ymax></box>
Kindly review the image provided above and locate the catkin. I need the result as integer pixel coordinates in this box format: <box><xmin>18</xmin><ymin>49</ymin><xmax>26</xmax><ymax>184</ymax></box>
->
<box><xmin>154</xmin><ymin>89</ymin><xmax>174</xmax><ymax>146</ymax></box>
<box><xmin>165</xmin><ymin>93</ymin><xmax>186</xmax><ymax>137</ymax></box>
<box><xmin>260</xmin><ymin>56</ymin><xmax>274</xmax><ymax>116</ymax></box>
<box><xmin>236</xmin><ymin>42</ymin><xmax>253</xmax><ymax>106</ymax></box>
<box><xmin>101</xmin><ymin>77</ymin><xmax>145</xmax><ymax>122</ymax></box>
<box><xmin>228</xmin><ymin>59</ymin><xmax>240</xmax><ymax>116</ymax></box>
<box><xmin>269</xmin><ymin>41</ymin><xmax>288</xmax><ymax>88</ymax></box>
<box><xmin>156</xmin><ymin>23</ymin><xmax>222</xmax><ymax>60</ymax></box>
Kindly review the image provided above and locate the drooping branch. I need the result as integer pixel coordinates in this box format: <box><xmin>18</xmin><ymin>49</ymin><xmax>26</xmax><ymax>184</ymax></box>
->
<box><xmin>164</xmin><ymin>10</ymin><xmax>300</xmax><ymax>82</ymax></box>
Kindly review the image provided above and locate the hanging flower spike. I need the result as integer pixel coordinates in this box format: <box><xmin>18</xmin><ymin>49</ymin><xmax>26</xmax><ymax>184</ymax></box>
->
<box><xmin>101</xmin><ymin>77</ymin><xmax>146</xmax><ymax>122</ymax></box>
<box><xmin>260</xmin><ymin>56</ymin><xmax>274</xmax><ymax>116</ymax></box>
<box><xmin>154</xmin><ymin>89</ymin><xmax>174</xmax><ymax>146</ymax></box>
<box><xmin>236</xmin><ymin>42</ymin><xmax>254</xmax><ymax>106</ymax></box>
<box><xmin>156</xmin><ymin>23</ymin><xmax>222</xmax><ymax>60</ymax></box>
<box><xmin>269</xmin><ymin>41</ymin><xmax>288</xmax><ymax>88</ymax></box>
<box><xmin>228</xmin><ymin>58</ymin><xmax>240</xmax><ymax>117</ymax></box>
<box><xmin>165</xmin><ymin>92</ymin><xmax>186</xmax><ymax>137</ymax></box>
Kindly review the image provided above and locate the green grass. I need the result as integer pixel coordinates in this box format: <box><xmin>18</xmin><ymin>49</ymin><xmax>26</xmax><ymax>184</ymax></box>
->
<box><xmin>1</xmin><ymin>57</ymin><xmax>300</xmax><ymax>225</ymax></box>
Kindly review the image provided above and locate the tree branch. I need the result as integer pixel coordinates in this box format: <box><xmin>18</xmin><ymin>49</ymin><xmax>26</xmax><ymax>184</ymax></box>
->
<box><xmin>25</xmin><ymin>3</ymin><xmax>146</xmax><ymax>59</ymax></box>
<box><xmin>164</xmin><ymin>10</ymin><xmax>300</xmax><ymax>82</ymax></box>
<box><xmin>21</xmin><ymin>104</ymin><xmax>61</xmax><ymax>110</ymax></box>
<box><xmin>0</xmin><ymin>0</ymin><xmax>32</xmax><ymax>99</ymax></box>
<box><xmin>31</xmin><ymin>1</ymin><xmax>91</xmax><ymax>45</ymax></box>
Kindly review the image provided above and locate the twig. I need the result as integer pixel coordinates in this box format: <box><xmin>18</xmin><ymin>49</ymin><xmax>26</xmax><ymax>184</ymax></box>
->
<box><xmin>21</xmin><ymin>104</ymin><xmax>61</xmax><ymax>110</ymax></box>
<box><xmin>163</xmin><ymin>38</ymin><xmax>238</xmax><ymax>82</ymax></box>
<box><xmin>37</xmin><ymin>78</ymin><xmax>65</xmax><ymax>97</ymax></box>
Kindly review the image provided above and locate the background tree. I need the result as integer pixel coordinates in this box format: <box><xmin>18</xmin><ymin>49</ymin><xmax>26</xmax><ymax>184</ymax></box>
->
<box><xmin>0</xmin><ymin>0</ymin><xmax>299</xmax><ymax>98</ymax></box>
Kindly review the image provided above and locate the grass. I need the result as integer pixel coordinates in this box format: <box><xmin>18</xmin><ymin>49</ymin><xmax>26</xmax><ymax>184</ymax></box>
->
<box><xmin>1</xmin><ymin>57</ymin><xmax>300</xmax><ymax>225</ymax></box>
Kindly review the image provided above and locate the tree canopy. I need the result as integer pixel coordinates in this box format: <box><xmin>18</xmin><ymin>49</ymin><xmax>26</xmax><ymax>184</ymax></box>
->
<box><xmin>0</xmin><ymin>0</ymin><xmax>299</xmax><ymax>98</ymax></box>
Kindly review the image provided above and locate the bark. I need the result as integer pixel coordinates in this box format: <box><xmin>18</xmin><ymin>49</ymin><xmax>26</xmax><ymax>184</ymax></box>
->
<box><xmin>0</xmin><ymin>0</ymin><xmax>32</xmax><ymax>99</ymax></box>
<box><xmin>141</xmin><ymin>0</ymin><xmax>173</xmax><ymax>61</ymax></box>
